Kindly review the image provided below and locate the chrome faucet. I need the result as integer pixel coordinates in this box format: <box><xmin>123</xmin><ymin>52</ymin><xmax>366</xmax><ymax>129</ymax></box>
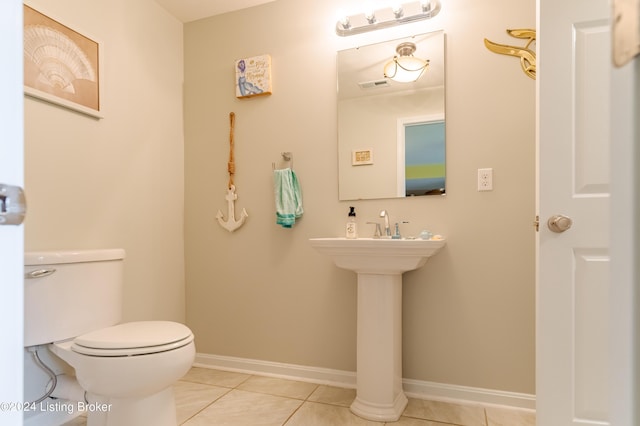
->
<box><xmin>379</xmin><ymin>210</ymin><xmax>391</xmax><ymax>237</ymax></box>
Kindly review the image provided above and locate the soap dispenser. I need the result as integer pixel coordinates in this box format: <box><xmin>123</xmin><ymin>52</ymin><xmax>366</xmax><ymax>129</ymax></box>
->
<box><xmin>346</xmin><ymin>206</ymin><xmax>358</xmax><ymax>239</ymax></box>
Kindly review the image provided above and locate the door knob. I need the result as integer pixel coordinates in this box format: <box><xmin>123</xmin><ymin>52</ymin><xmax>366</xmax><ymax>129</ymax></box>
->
<box><xmin>0</xmin><ymin>183</ymin><xmax>26</xmax><ymax>225</ymax></box>
<box><xmin>547</xmin><ymin>214</ymin><xmax>572</xmax><ymax>233</ymax></box>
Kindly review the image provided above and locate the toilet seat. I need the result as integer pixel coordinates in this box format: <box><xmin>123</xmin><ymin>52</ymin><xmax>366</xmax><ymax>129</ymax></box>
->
<box><xmin>71</xmin><ymin>321</ymin><xmax>194</xmax><ymax>357</ymax></box>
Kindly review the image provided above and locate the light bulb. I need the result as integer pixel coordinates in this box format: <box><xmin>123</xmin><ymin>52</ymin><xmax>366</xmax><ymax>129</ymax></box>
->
<box><xmin>392</xmin><ymin>5</ymin><xmax>404</xmax><ymax>19</ymax></box>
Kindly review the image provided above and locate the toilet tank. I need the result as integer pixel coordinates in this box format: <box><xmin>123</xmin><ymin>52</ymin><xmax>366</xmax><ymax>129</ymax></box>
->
<box><xmin>24</xmin><ymin>249</ymin><xmax>125</xmax><ymax>347</ymax></box>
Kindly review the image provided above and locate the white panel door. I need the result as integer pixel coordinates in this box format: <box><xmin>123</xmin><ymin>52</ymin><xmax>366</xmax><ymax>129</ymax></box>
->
<box><xmin>537</xmin><ymin>0</ymin><xmax>612</xmax><ymax>424</ymax></box>
<box><xmin>0</xmin><ymin>0</ymin><xmax>25</xmax><ymax>424</ymax></box>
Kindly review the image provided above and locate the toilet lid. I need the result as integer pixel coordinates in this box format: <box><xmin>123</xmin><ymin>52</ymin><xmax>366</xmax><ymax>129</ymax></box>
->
<box><xmin>72</xmin><ymin>321</ymin><xmax>193</xmax><ymax>356</ymax></box>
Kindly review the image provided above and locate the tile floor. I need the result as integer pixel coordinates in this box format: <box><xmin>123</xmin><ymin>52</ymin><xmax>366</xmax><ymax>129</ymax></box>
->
<box><xmin>64</xmin><ymin>367</ymin><xmax>536</xmax><ymax>425</ymax></box>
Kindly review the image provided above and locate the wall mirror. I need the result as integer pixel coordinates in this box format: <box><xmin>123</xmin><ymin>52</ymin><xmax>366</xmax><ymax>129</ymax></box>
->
<box><xmin>337</xmin><ymin>30</ymin><xmax>445</xmax><ymax>200</ymax></box>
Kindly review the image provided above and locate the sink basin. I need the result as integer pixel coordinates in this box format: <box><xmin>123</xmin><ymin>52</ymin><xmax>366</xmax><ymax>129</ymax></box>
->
<box><xmin>309</xmin><ymin>236</ymin><xmax>446</xmax><ymax>421</ymax></box>
<box><xmin>308</xmin><ymin>237</ymin><xmax>446</xmax><ymax>274</ymax></box>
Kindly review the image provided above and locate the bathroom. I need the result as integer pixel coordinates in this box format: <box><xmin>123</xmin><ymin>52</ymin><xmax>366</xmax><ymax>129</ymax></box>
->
<box><xmin>19</xmin><ymin>0</ymin><xmax>538</xmax><ymax>423</ymax></box>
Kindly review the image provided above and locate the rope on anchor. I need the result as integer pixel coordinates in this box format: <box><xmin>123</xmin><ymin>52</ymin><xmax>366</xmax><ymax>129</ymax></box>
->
<box><xmin>227</xmin><ymin>112</ymin><xmax>236</xmax><ymax>189</ymax></box>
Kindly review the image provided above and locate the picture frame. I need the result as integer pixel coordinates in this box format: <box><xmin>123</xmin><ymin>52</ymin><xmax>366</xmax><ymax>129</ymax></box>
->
<box><xmin>23</xmin><ymin>3</ymin><xmax>103</xmax><ymax>118</ymax></box>
<box><xmin>352</xmin><ymin>148</ymin><xmax>374</xmax><ymax>166</ymax></box>
<box><xmin>235</xmin><ymin>55</ymin><xmax>272</xmax><ymax>99</ymax></box>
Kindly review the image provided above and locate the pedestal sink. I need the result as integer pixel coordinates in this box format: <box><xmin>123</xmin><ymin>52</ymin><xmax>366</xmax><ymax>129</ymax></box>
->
<box><xmin>308</xmin><ymin>237</ymin><xmax>446</xmax><ymax>422</ymax></box>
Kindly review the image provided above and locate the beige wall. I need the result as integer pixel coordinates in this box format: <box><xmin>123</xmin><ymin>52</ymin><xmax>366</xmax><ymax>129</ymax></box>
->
<box><xmin>24</xmin><ymin>0</ymin><xmax>185</xmax><ymax>323</ymax></box>
<box><xmin>185</xmin><ymin>0</ymin><xmax>536</xmax><ymax>394</ymax></box>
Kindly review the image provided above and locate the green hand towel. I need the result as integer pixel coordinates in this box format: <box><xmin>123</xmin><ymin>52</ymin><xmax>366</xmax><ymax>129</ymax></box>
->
<box><xmin>273</xmin><ymin>168</ymin><xmax>303</xmax><ymax>228</ymax></box>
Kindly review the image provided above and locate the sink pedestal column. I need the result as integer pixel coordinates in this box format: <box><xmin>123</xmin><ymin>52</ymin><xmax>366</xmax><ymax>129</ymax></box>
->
<box><xmin>308</xmin><ymin>237</ymin><xmax>446</xmax><ymax>421</ymax></box>
<box><xmin>350</xmin><ymin>273</ymin><xmax>407</xmax><ymax>422</ymax></box>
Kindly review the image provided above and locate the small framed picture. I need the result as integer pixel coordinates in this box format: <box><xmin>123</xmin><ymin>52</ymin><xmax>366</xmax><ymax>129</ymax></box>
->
<box><xmin>235</xmin><ymin>55</ymin><xmax>272</xmax><ymax>99</ymax></box>
<box><xmin>352</xmin><ymin>149</ymin><xmax>373</xmax><ymax>166</ymax></box>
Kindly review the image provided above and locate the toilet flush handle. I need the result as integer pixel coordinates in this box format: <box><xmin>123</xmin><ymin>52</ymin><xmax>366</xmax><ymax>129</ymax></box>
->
<box><xmin>25</xmin><ymin>269</ymin><xmax>57</xmax><ymax>279</ymax></box>
<box><xmin>0</xmin><ymin>183</ymin><xmax>27</xmax><ymax>225</ymax></box>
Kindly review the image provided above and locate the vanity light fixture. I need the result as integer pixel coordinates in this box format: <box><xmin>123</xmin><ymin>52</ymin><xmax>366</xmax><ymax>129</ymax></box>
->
<box><xmin>383</xmin><ymin>42</ymin><xmax>429</xmax><ymax>82</ymax></box>
<box><xmin>336</xmin><ymin>1</ymin><xmax>441</xmax><ymax>37</ymax></box>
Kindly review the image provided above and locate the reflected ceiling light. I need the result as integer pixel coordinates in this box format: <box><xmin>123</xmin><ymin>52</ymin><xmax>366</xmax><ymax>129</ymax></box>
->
<box><xmin>336</xmin><ymin>1</ymin><xmax>441</xmax><ymax>37</ymax></box>
<box><xmin>383</xmin><ymin>42</ymin><xmax>429</xmax><ymax>83</ymax></box>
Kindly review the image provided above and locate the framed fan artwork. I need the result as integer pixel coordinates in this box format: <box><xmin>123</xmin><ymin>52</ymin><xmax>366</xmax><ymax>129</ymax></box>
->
<box><xmin>23</xmin><ymin>4</ymin><xmax>103</xmax><ymax>118</ymax></box>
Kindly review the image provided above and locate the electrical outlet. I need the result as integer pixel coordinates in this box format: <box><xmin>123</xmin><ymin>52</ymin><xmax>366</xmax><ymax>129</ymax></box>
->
<box><xmin>477</xmin><ymin>168</ymin><xmax>493</xmax><ymax>191</ymax></box>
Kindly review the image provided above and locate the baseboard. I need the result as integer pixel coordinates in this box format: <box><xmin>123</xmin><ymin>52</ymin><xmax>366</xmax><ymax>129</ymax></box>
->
<box><xmin>193</xmin><ymin>353</ymin><xmax>535</xmax><ymax>411</ymax></box>
<box><xmin>23</xmin><ymin>404</ymin><xmax>81</xmax><ymax>426</ymax></box>
<box><xmin>402</xmin><ymin>378</ymin><xmax>535</xmax><ymax>410</ymax></box>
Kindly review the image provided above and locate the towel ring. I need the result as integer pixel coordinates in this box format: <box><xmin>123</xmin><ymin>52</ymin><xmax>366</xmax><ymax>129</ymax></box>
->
<box><xmin>272</xmin><ymin>152</ymin><xmax>293</xmax><ymax>170</ymax></box>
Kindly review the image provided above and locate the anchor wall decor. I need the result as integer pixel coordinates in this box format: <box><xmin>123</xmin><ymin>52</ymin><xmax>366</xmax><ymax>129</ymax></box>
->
<box><xmin>216</xmin><ymin>112</ymin><xmax>248</xmax><ymax>232</ymax></box>
<box><xmin>484</xmin><ymin>29</ymin><xmax>536</xmax><ymax>79</ymax></box>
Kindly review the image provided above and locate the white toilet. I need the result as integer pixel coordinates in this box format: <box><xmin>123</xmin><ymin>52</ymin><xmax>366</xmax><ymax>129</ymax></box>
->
<box><xmin>24</xmin><ymin>249</ymin><xmax>195</xmax><ymax>426</ymax></box>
